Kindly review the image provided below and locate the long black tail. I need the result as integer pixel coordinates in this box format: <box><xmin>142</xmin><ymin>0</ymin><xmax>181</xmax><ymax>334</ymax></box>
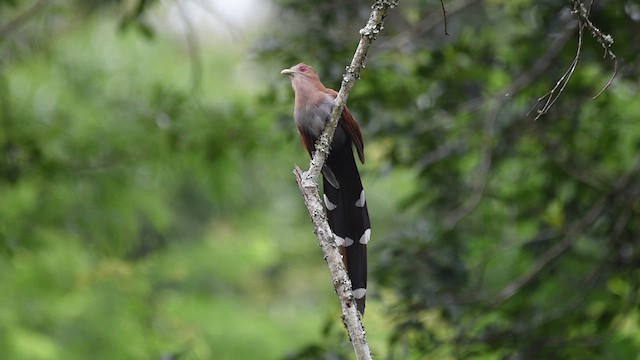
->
<box><xmin>322</xmin><ymin>144</ymin><xmax>370</xmax><ymax>315</ymax></box>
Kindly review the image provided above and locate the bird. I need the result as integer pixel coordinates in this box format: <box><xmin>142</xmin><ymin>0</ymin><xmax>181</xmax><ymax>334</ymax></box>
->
<box><xmin>281</xmin><ymin>63</ymin><xmax>371</xmax><ymax>315</ymax></box>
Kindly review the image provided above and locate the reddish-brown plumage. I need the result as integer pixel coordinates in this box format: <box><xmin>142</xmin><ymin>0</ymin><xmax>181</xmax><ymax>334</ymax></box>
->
<box><xmin>282</xmin><ymin>63</ymin><xmax>365</xmax><ymax>164</ymax></box>
<box><xmin>282</xmin><ymin>63</ymin><xmax>371</xmax><ymax>315</ymax></box>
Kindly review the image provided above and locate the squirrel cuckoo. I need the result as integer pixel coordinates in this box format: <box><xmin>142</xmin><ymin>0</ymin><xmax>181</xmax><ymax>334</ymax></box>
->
<box><xmin>281</xmin><ymin>63</ymin><xmax>371</xmax><ymax>315</ymax></box>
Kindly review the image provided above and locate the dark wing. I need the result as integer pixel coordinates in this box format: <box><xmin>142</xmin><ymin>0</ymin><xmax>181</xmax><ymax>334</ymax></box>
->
<box><xmin>296</xmin><ymin>123</ymin><xmax>315</xmax><ymax>156</ymax></box>
<box><xmin>324</xmin><ymin>89</ymin><xmax>365</xmax><ymax>164</ymax></box>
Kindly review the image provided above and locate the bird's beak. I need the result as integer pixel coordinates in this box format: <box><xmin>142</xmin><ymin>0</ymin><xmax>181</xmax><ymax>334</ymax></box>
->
<box><xmin>280</xmin><ymin>68</ymin><xmax>294</xmax><ymax>75</ymax></box>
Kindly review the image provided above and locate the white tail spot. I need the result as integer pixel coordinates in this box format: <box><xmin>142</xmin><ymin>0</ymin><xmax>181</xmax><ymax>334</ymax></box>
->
<box><xmin>333</xmin><ymin>234</ymin><xmax>345</xmax><ymax>246</ymax></box>
<box><xmin>344</xmin><ymin>237</ymin><xmax>354</xmax><ymax>247</ymax></box>
<box><xmin>324</xmin><ymin>194</ymin><xmax>337</xmax><ymax>211</ymax></box>
<box><xmin>353</xmin><ymin>288</ymin><xmax>367</xmax><ymax>299</ymax></box>
<box><xmin>355</xmin><ymin>190</ymin><xmax>366</xmax><ymax>207</ymax></box>
<box><xmin>359</xmin><ymin>229</ymin><xmax>371</xmax><ymax>244</ymax></box>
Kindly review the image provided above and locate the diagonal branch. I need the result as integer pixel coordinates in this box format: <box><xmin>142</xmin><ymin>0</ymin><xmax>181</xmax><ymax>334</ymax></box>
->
<box><xmin>492</xmin><ymin>156</ymin><xmax>640</xmax><ymax>305</ymax></box>
<box><xmin>299</xmin><ymin>0</ymin><xmax>397</xmax><ymax>187</ymax></box>
<box><xmin>0</xmin><ymin>0</ymin><xmax>50</xmax><ymax>37</ymax></box>
<box><xmin>293</xmin><ymin>1</ymin><xmax>398</xmax><ymax>359</ymax></box>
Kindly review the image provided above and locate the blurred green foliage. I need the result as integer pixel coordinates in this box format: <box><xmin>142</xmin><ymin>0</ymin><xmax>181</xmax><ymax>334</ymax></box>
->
<box><xmin>2</xmin><ymin>0</ymin><xmax>640</xmax><ymax>359</ymax></box>
<box><xmin>2</xmin><ymin>1</ymin><xmax>394</xmax><ymax>359</ymax></box>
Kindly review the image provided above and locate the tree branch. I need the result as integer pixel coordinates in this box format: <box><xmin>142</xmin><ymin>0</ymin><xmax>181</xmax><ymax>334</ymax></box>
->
<box><xmin>293</xmin><ymin>1</ymin><xmax>398</xmax><ymax>359</ymax></box>
<box><xmin>0</xmin><ymin>0</ymin><xmax>50</xmax><ymax>37</ymax></box>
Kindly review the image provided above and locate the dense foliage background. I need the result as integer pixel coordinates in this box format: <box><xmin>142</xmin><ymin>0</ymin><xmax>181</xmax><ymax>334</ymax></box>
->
<box><xmin>2</xmin><ymin>0</ymin><xmax>639</xmax><ymax>359</ymax></box>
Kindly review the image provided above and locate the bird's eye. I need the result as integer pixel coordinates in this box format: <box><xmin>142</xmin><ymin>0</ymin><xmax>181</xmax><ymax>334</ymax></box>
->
<box><xmin>299</xmin><ymin>66</ymin><xmax>307</xmax><ymax>72</ymax></box>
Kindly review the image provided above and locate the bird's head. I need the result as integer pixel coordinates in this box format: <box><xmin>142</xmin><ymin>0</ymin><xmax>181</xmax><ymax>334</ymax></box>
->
<box><xmin>280</xmin><ymin>63</ymin><xmax>322</xmax><ymax>87</ymax></box>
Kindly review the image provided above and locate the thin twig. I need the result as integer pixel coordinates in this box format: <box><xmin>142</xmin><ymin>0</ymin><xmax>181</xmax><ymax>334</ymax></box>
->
<box><xmin>293</xmin><ymin>1</ymin><xmax>398</xmax><ymax>359</ymax></box>
<box><xmin>531</xmin><ymin>0</ymin><xmax>617</xmax><ymax>120</ymax></box>
<box><xmin>531</xmin><ymin>19</ymin><xmax>583</xmax><ymax>121</ymax></box>
<box><xmin>175</xmin><ymin>0</ymin><xmax>203</xmax><ymax>92</ymax></box>
<box><xmin>379</xmin><ymin>0</ymin><xmax>478</xmax><ymax>51</ymax></box>
<box><xmin>440</xmin><ymin>0</ymin><xmax>449</xmax><ymax>36</ymax></box>
<box><xmin>591</xmin><ymin>57</ymin><xmax>617</xmax><ymax>100</ymax></box>
<box><xmin>572</xmin><ymin>0</ymin><xmax>617</xmax><ymax>99</ymax></box>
